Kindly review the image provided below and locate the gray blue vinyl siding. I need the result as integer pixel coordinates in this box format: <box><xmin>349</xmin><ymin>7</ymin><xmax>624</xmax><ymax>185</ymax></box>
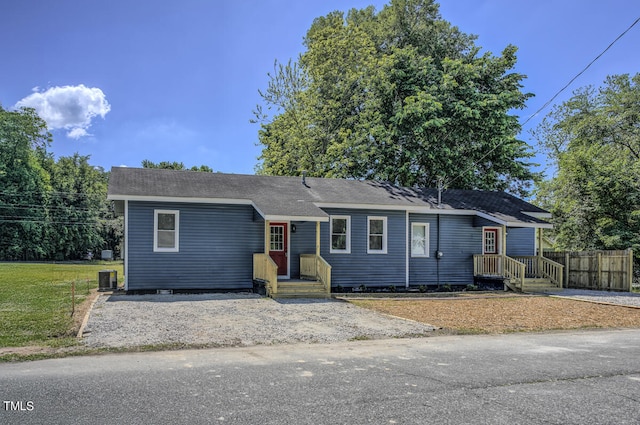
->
<box><xmin>506</xmin><ymin>227</ymin><xmax>535</xmax><ymax>256</ymax></box>
<box><xmin>127</xmin><ymin>201</ymin><xmax>263</xmax><ymax>290</ymax></box>
<box><xmin>320</xmin><ymin>208</ymin><xmax>406</xmax><ymax>288</ymax></box>
<box><xmin>125</xmin><ymin>201</ymin><xmax>540</xmax><ymax>291</ymax></box>
<box><xmin>409</xmin><ymin>214</ymin><xmax>480</xmax><ymax>285</ymax></box>
<box><xmin>289</xmin><ymin>221</ymin><xmax>317</xmax><ymax>278</ymax></box>
<box><xmin>474</xmin><ymin>217</ymin><xmax>537</xmax><ymax>256</ymax></box>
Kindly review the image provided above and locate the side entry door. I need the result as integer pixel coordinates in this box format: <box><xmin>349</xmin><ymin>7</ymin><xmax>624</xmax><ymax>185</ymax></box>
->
<box><xmin>269</xmin><ymin>223</ymin><xmax>288</xmax><ymax>277</ymax></box>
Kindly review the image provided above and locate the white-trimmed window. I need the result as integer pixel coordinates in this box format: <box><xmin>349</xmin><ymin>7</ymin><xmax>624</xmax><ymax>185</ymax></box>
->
<box><xmin>154</xmin><ymin>210</ymin><xmax>179</xmax><ymax>252</ymax></box>
<box><xmin>367</xmin><ymin>216</ymin><xmax>387</xmax><ymax>254</ymax></box>
<box><xmin>330</xmin><ymin>216</ymin><xmax>351</xmax><ymax>253</ymax></box>
<box><xmin>411</xmin><ymin>223</ymin><xmax>430</xmax><ymax>257</ymax></box>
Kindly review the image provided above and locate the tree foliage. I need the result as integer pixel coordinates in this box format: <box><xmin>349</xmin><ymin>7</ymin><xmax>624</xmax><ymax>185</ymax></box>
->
<box><xmin>0</xmin><ymin>106</ymin><xmax>121</xmax><ymax>260</ymax></box>
<box><xmin>0</xmin><ymin>106</ymin><xmax>52</xmax><ymax>260</ymax></box>
<box><xmin>534</xmin><ymin>74</ymin><xmax>640</xmax><ymax>253</ymax></box>
<box><xmin>254</xmin><ymin>0</ymin><xmax>538</xmax><ymax>194</ymax></box>
<box><xmin>141</xmin><ymin>159</ymin><xmax>213</xmax><ymax>172</ymax></box>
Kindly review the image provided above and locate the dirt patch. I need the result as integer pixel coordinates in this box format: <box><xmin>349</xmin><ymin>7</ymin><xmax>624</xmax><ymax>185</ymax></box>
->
<box><xmin>350</xmin><ymin>295</ymin><xmax>640</xmax><ymax>333</ymax></box>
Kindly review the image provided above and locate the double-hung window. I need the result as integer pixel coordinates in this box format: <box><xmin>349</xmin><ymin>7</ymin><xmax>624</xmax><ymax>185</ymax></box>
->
<box><xmin>411</xmin><ymin>223</ymin><xmax>430</xmax><ymax>257</ymax></box>
<box><xmin>330</xmin><ymin>216</ymin><xmax>351</xmax><ymax>253</ymax></box>
<box><xmin>154</xmin><ymin>210</ymin><xmax>179</xmax><ymax>252</ymax></box>
<box><xmin>367</xmin><ymin>216</ymin><xmax>387</xmax><ymax>254</ymax></box>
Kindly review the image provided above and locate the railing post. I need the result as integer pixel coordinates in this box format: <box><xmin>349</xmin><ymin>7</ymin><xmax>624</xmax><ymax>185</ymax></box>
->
<box><xmin>565</xmin><ymin>252</ymin><xmax>570</xmax><ymax>288</ymax></box>
<box><xmin>623</xmin><ymin>248</ymin><xmax>633</xmax><ymax>292</ymax></box>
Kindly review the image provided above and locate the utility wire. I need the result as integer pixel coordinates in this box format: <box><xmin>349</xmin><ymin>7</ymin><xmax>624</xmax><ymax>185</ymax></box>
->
<box><xmin>445</xmin><ymin>15</ymin><xmax>640</xmax><ymax>189</ymax></box>
<box><xmin>522</xmin><ymin>15</ymin><xmax>640</xmax><ymax>127</ymax></box>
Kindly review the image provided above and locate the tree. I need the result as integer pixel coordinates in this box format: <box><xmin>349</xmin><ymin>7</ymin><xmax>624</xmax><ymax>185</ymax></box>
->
<box><xmin>254</xmin><ymin>0</ymin><xmax>538</xmax><ymax>194</ymax></box>
<box><xmin>534</xmin><ymin>74</ymin><xmax>640</xmax><ymax>253</ymax></box>
<box><xmin>141</xmin><ymin>160</ymin><xmax>213</xmax><ymax>172</ymax></box>
<box><xmin>0</xmin><ymin>106</ymin><xmax>52</xmax><ymax>260</ymax></box>
<box><xmin>43</xmin><ymin>154</ymin><xmax>116</xmax><ymax>260</ymax></box>
<box><xmin>0</xmin><ymin>106</ymin><xmax>123</xmax><ymax>261</ymax></box>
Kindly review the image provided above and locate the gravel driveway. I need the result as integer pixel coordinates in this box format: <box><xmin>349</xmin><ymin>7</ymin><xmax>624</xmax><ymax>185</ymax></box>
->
<box><xmin>82</xmin><ymin>293</ymin><xmax>436</xmax><ymax>349</ymax></box>
<box><xmin>545</xmin><ymin>289</ymin><xmax>640</xmax><ymax>308</ymax></box>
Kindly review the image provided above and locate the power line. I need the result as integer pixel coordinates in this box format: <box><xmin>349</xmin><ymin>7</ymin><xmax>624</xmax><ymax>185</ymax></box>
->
<box><xmin>444</xmin><ymin>15</ymin><xmax>640</xmax><ymax>189</ymax></box>
<box><xmin>522</xmin><ymin>15</ymin><xmax>640</xmax><ymax>127</ymax></box>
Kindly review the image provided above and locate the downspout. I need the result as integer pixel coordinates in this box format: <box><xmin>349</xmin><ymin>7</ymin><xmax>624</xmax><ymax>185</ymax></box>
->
<box><xmin>436</xmin><ymin>213</ymin><xmax>441</xmax><ymax>288</ymax></box>
<box><xmin>436</xmin><ymin>179</ymin><xmax>444</xmax><ymax>288</ymax></box>
<box><xmin>124</xmin><ymin>200</ymin><xmax>129</xmax><ymax>291</ymax></box>
<box><xmin>405</xmin><ymin>210</ymin><xmax>409</xmax><ymax>288</ymax></box>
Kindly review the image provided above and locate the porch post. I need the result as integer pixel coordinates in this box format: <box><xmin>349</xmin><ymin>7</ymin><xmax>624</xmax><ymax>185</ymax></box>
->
<box><xmin>502</xmin><ymin>225</ymin><xmax>507</xmax><ymax>257</ymax></box>
<box><xmin>537</xmin><ymin>228</ymin><xmax>543</xmax><ymax>258</ymax></box>
<box><xmin>315</xmin><ymin>221</ymin><xmax>321</xmax><ymax>256</ymax></box>
<box><xmin>537</xmin><ymin>227</ymin><xmax>543</xmax><ymax>278</ymax></box>
<box><xmin>265</xmin><ymin>220</ymin><xmax>270</xmax><ymax>254</ymax></box>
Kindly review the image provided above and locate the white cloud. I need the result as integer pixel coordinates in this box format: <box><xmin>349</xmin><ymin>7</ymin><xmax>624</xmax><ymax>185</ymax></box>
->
<box><xmin>14</xmin><ymin>84</ymin><xmax>111</xmax><ymax>139</ymax></box>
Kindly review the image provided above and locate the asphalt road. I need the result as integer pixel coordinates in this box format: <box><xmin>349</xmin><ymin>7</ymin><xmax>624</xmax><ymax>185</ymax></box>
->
<box><xmin>1</xmin><ymin>330</ymin><xmax>640</xmax><ymax>424</ymax></box>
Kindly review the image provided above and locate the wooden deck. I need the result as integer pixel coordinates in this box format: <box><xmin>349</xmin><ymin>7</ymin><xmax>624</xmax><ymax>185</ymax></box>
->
<box><xmin>474</xmin><ymin>255</ymin><xmax>564</xmax><ymax>293</ymax></box>
<box><xmin>253</xmin><ymin>253</ymin><xmax>331</xmax><ymax>298</ymax></box>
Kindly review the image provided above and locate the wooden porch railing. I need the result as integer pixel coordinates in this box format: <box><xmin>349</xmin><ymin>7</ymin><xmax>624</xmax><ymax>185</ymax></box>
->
<box><xmin>474</xmin><ymin>254</ymin><xmax>564</xmax><ymax>289</ymax></box>
<box><xmin>511</xmin><ymin>256</ymin><xmax>564</xmax><ymax>288</ymax></box>
<box><xmin>474</xmin><ymin>254</ymin><xmax>526</xmax><ymax>290</ymax></box>
<box><xmin>300</xmin><ymin>254</ymin><xmax>332</xmax><ymax>295</ymax></box>
<box><xmin>253</xmin><ymin>253</ymin><xmax>278</xmax><ymax>295</ymax></box>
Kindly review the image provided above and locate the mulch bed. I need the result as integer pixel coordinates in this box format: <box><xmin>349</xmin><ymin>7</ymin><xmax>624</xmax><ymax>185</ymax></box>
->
<box><xmin>350</xmin><ymin>295</ymin><xmax>640</xmax><ymax>333</ymax></box>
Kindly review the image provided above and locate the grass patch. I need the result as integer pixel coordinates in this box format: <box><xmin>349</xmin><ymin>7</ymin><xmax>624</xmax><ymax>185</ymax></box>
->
<box><xmin>0</xmin><ymin>262</ymin><xmax>124</xmax><ymax>348</ymax></box>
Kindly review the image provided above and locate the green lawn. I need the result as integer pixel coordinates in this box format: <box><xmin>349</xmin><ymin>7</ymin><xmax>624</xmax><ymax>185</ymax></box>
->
<box><xmin>0</xmin><ymin>262</ymin><xmax>124</xmax><ymax>348</ymax></box>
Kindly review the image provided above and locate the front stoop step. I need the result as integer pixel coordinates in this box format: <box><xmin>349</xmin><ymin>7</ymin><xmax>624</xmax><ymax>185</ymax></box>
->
<box><xmin>521</xmin><ymin>278</ymin><xmax>557</xmax><ymax>293</ymax></box>
<box><xmin>270</xmin><ymin>281</ymin><xmax>330</xmax><ymax>299</ymax></box>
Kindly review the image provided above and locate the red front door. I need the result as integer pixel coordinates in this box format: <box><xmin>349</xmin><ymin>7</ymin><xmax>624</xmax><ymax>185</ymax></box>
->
<box><xmin>483</xmin><ymin>228</ymin><xmax>499</xmax><ymax>254</ymax></box>
<box><xmin>269</xmin><ymin>223</ymin><xmax>288</xmax><ymax>276</ymax></box>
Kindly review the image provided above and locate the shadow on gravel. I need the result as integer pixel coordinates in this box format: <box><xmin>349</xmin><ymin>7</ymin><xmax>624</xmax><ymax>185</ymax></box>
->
<box><xmin>103</xmin><ymin>293</ymin><xmax>261</xmax><ymax>303</ymax></box>
<box><xmin>272</xmin><ymin>298</ymin><xmax>340</xmax><ymax>305</ymax></box>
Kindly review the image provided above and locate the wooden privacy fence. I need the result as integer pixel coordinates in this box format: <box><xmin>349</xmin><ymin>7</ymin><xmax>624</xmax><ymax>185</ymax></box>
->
<box><xmin>544</xmin><ymin>249</ymin><xmax>634</xmax><ymax>292</ymax></box>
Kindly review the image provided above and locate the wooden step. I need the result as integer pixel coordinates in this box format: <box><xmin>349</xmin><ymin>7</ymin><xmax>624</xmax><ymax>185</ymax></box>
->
<box><xmin>270</xmin><ymin>281</ymin><xmax>330</xmax><ymax>299</ymax></box>
<box><xmin>522</xmin><ymin>278</ymin><xmax>555</xmax><ymax>293</ymax></box>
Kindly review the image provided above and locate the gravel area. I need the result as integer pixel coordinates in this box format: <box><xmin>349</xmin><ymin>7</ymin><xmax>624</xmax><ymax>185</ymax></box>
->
<box><xmin>545</xmin><ymin>289</ymin><xmax>640</xmax><ymax>308</ymax></box>
<box><xmin>82</xmin><ymin>293</ymin><xmax>436</xmax><ymax>349</ymax></box>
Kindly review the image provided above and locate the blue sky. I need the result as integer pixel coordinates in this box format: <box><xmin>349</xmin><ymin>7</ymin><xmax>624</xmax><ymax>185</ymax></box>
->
<box><xmin>1</xmin><ymin>0</ymin><xmax>639</xmax><ymax>179</ymax></box>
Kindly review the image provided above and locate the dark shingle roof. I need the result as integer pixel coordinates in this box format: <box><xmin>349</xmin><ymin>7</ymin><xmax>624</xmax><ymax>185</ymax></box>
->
<box><xmin>108</xmin><ymin>167</ymin><xmax>550</xmax><ymax>226</ymax></box>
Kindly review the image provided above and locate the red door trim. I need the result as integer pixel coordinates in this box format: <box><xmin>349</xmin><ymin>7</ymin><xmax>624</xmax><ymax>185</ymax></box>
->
<box><xmin>483</xmin><ymin>228</ymin><xmax>500</xmax><ymax>255</ymax></box>
<box><xmin>269</xmin><ymin>222</ymin><xmax>289</xmax><ymax>277</ymax></box>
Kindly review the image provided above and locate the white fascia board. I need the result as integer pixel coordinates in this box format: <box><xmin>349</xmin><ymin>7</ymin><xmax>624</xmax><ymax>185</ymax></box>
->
<box><xmin>505</xmin><ymin>221</ymin><xmax>554</xmax><ymax>229</ymax></box>
<box><xmin>265</xmin><ymin>215</ymin><xmax>329</xmax><ymax>222</ymax></box>
<box><xmin>475</xmin><ymin>211</ymin><xmax>507</xmax><ymax>225</ymax></box>
<box><xmin>314</xmin><ymin>202</ymin><xmax>427</xmax><ymax>212</ymax></box>
<box><xmin>106</xmin><ymin>194</ymin><xmax>254</xmax><ymax>205</ymax></box>
<box><xmin>522</xmin><ymin>211</ymin><xmax>553</xmax><ymax>219</ymax></box>
<box><xmin>410</xmin><ymin>208</ymin><xmax>479</xmax><ymax>216</ymax></box>
<box><xmin>476</xmin><ymin>210</ymin><xmax>553</xmax><ymax>229</ymax></box>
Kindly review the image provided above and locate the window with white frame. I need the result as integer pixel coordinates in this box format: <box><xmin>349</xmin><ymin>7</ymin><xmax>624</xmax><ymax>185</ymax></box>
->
<box><xmin>411</xmin><ymin>223</ymin><xmax>430</xmax><ymax>257</ymax></box>
<box><xmin>330</xmin><ymin>216</ymin><xmax>351</xmax><ymax>253</ymax></box>
<box><xmin>154</xmin><ymin>210</ymin><xmax>179</xmax><ymax>252</ymax></box>
<box><xmin>367</xmin><ymin>216</ymin><xmax>387</xmax><ymax>254</ymax></box>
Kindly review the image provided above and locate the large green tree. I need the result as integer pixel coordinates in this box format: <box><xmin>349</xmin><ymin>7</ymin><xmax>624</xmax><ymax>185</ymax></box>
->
<box><xmin>254</xmin><ymin>0</ymin><xmax>538</xmax><ymax>194</ymax></box>
<box><xmin>0</xmin><ymin>105</ymin><xmax>122</xmax><ymax>261</ymax></box>
<box><xmin>0</xmin><ymin>106</ymin><xmax>52</xmax><ymax>260</ymax></box>
<box><xmin>43</xmin><ymin>154</ymin><xmax>119</xmax><ymax>260</ymax></box>
<box><xmin>534</xmin><ymin>73</ymin><xmax>640</xmax><ymax>253</ymax></box>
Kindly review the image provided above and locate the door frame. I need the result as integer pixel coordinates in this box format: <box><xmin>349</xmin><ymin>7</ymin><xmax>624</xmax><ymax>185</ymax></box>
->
<box><xmin>269</xmin><ymin>221</ymin><xmax>290</xmax><ymax>279</ymax></box>
<box><xmin>482</xmin><ymin>227</ymin><xmax>501</xmax><ymax>255</ymax></box>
